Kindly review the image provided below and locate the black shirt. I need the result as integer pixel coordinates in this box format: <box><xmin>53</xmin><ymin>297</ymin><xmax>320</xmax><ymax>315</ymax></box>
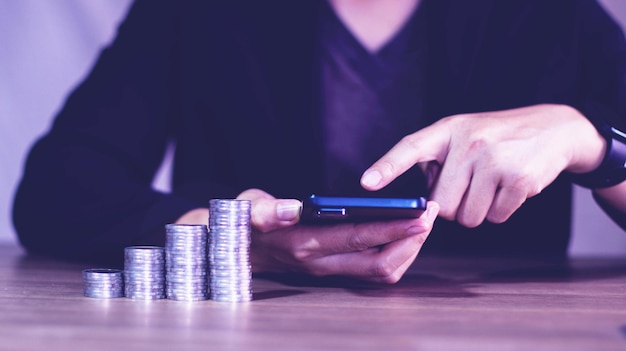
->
<box><xmin>14</xmin><ymin>1</ymin><xmax>626</xmax><ymax>263</ymax></box>
<box><xmin>320</xmin><ymin>0</ymin><xmax>427</xmax><ymax>197</ymax></box>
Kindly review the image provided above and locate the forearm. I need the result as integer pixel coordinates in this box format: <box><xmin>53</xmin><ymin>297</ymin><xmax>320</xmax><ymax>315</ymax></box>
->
<box><xmin>12</xmin><ymin>136</ymin><xmax>202</xmax><ymax>262</ymax></box>
<box><xmin>13</xmin><ymin>173</ymin><xmax>201</xmax><ymax>263</ymax></box>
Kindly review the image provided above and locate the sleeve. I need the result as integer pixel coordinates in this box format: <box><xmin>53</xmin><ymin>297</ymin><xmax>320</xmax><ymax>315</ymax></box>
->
<box><xmin>577</xmin><ymin>0</ymin><xmax>626</xmax><ymax>228</ymax></box>
<box><xmin>12</xmin><ymin>0</ymin><xmax>201</xmax><ymax>264</ymax></box>
<box><xmin>578</xmin><ymin>0</ymin><xmax>626</xmax><ymax>131</ymax></box>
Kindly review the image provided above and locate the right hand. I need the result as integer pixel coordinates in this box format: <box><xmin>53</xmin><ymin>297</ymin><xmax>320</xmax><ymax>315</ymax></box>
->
<box><xmin>361</xmin><ymin>104</ymin><xmax>606</xmax><ymax>227</ymax></box>
<box><xmin>236</xmin><ymin>188</ymin><xmax>439</xmax><ymax>284</ymax></box>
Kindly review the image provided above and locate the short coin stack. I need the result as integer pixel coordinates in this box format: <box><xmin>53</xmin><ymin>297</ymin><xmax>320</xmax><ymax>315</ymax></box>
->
<box><xmin>165</xmin><ymin>224</ymin><xmax>209</xmax><ymax>301</ymax></box>
<box><xmin>208</xmin><ymin>199</ymin><xmax>253</xmax><ymax>302</ymax></box>
<box><xmin>124</xmin><ymin>246</ymin><xmax>166</xmax><ymax>300</ymax></box>
<box><xmin>82</xmin><ymin>268</ymin><xmax>124</xmax><ymax>298</ymax></box>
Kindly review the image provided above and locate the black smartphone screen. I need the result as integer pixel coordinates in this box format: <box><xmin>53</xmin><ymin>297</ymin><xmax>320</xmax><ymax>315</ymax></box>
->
<box><xmin>301</xmin><ymin>194</ymin><xmax>427</xmax><ymax>223</ymax></box>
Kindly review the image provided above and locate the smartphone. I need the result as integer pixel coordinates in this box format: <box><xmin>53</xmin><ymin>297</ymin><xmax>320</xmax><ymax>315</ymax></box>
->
<box><xmin>301</xmin><ymin>194</ymin><xmax>427</xmax><ymax>224</ymax></box>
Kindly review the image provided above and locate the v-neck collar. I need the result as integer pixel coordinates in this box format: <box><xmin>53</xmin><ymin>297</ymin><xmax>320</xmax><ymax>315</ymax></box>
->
<box><xmin>319</xmin><ymin>0</ymin><xmax>424</xmax><ymax>90</ymax></box>
<box><xmin>321</xmin><ymin>0</ymin><xmax>422</xmax><ymax>57</ymax></box>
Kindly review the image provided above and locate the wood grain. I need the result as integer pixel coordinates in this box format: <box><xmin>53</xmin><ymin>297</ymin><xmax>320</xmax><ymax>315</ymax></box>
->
<box><xmin>1</xmin><ymin>244</ymin><xmax>625</xmax><ymax>351</ymax></box>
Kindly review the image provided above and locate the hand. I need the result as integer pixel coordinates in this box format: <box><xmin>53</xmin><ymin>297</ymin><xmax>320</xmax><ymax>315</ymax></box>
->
<box><xmin>237</xmin><ymin>188</ymin><xmax>439</xmax><ymax>284</ymax></box>
<box><xmin>361</xmin><ymin>104</ymin><xmax>605</xmax><ymax>227</ymax></box>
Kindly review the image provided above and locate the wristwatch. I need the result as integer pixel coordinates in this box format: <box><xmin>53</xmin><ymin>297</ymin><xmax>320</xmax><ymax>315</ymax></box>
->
<box><xmin>570</xmin><ymin>123</ymin><xmax>626</xmax><ymax>189</ymax></box>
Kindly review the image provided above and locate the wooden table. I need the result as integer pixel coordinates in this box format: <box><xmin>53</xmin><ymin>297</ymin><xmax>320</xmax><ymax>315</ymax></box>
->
<box><xmin>1</xmin><ymin>244</ymin><xmax>625</xmax><ymax>351</ymax></box>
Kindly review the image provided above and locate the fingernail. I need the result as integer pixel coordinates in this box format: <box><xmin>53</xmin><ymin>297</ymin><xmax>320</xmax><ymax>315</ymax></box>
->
<box><xmin>277</xmin><ymin>200</ymin><xmax>302</xmax><ymax>221</ymax></box>
<box><xmin>361</xmin><ymin>170</ymin><xmax>382</xmax><ymax>188</ymax></box>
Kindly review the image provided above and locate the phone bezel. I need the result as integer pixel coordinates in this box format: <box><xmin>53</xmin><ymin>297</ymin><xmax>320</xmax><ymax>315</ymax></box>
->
<box><xmin>301</xmin><ymin>194</ymin><xmax>427</xmax><ymax>223</ymax></box>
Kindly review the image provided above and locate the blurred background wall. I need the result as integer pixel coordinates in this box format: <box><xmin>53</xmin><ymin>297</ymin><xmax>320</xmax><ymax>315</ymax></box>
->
<box><xmin>0</xmin><ymin>0</ymin><xmax>134</xmax><ymax>244</ymax></box>
<box><xmin>0</xmin><ymin>0</ymin><xmax>624</xmax><ymax>256</ymax></box>
<box><xmin>568</xmin><ymin>0</ymin><xmax>626</xmax><ymax>255</ymax></box>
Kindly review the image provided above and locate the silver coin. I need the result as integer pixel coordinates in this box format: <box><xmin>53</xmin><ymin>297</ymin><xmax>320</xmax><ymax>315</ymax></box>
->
<box><xmin>84</xmin><ymin>290</ymin><xmax>124</xmax><ymax>299</ymax></box>
<box><xmin>126</xmin><ymin>293</ymin><xmax>166</xmax><ymax>300</ymax></box>
<box><xmin>210</xmin><ymin>294</ymin><xmax>253</xmax><ymax>303</ymax></box>
<box><xmin>209</xmin><ymin>198</ymin><xmax>251</xmax><ymax>207</ymax></box>
<box><xmin>125</xmin><ymin>248</ymin><xmax>166</xmax><ymax>255</ymax></box>
<box><xmin>84</xmin><ymin>282</ymin><xmax>125</xmax><ymax>289</ymax></box>
<box><xmin>82</xmin><ymin>268</ymin><xmax>125</xmax><ymax>298</ymax></box>
<box><xmin>164</xmin><ymin>223</ymin><xmax>210</xmax><ymax>301</ymax></box>
<box><xmin>205</xmin><ymin>199</ymin><xmax>253</xmax><ymax>303</ymax></box>
<box><xmin>83</xmin><ymin>268</ymin><xmax>123</xmax><ymax>277</ymax></box>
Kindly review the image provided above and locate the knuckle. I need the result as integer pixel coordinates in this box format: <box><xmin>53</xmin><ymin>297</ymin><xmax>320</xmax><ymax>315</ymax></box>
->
<box><xmin>237</xmin><ymin>188</ymin><xmax>262</xmax><ymax>200</ymax></box>
<box><xmin>502</xmin><ymin>166</ymin><xmax>540</xmax><ymax>196</ymax></box>
<box><xmin>250</xmin><ymin>213</ymin><xmax>272</xmax><ymax>233</ymax></box>
<box><xmin>444</xmin><ymin>113</ymin><xmax>472</xmax><ymax>134</ymax></box>
<box><xmin>380</xmin><ymin>274</ymin><xmax>403</xmax><ymax>284</ymax></box>
<box><xmin>467</xmin><ymin>137</ymin><xmax>489</xmax><ymax>155</ymax></box>
<box><xmin>412</xmin><ymin>231</ymin><xmax>429</xmax><ymax>247</ymax></box>
<box><xmin>283</xmin><ymin>236</ymin><xmax>317</xmax><ymax>263</ymax></box>
<box><xmin>346</xmin><ymin>231</ymin><xmax>371</xmax><ymax>252</ymax></box>
<box><xmin>401</xmin><ymin>133</ymin><xmax>421</xmax><ymax>151</ymax></box>
<box><xmin>457</xmin><ymin>213</ymin><xmax>483</xmax><ymax>228</ymax></box>
<box><xmin>272</xmin><ymin>231</ymin><xmax>319</xmax><ymax>263</ymax></box>
<box><xmin>507</xmin><ymin>176</ymin><xmax>541</xmax><ymax>200</ymax></box>
<box><xmin>440</xmin><ymin>113</ymin><xmax>462</xmax><ymax>127</ymax></box>
<box><xmin>510</xmin><ymin>173</ymin><xmax>532</xmax><ymax>192</ymax></box>
<box><xmin>455</xmin><ymin>204</ymin><xmax>484</xmax><ymax>228</ymax></box>
<box><xmin>486</xmin><ymin>210</ymin><xmax>510</xmax><ymax>224</ymax></box>
<box><xmin>291</xmin><ymin>245</ymin><xmax>314</xmax><ymax>263</ymax></box>
<box><xmin>436</xmin><ymin>206</ymin><xmax>456</xmax><ymax>221</ymax></box>
<box><xmin>369</xmin><ymin>259</ymin><xmax>398</xmax><ymax>280</ymax></box>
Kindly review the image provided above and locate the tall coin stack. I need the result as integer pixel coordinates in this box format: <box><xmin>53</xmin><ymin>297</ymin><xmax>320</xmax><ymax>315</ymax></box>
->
<box><xmin>82</xmin><ymin>268</ymin><xmax>124</xmax><ymax>298</ymax></box>
<box><xmin>165</xmin><ymin>224</ymin><xmax>209</xmax><ymax>301</ymax></box>
<box><xmin>124</xmin><ymin>246</ymin><xmax>166</xmax><ymax>300</ymax></box>
<box><xmin>208</xmin><ymin>199</ymin><xmax>253</xmax><ymax>302</ymax></box>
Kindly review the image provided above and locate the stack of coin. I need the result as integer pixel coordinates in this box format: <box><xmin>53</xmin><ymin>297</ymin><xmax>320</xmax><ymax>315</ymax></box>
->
<box><xmin>124</xmin><ymin>246</ymin><xmax>166</xmax><ymax>300</ymax></box>
<box><xmin>165</xmin><ymin>224</ymin><xmax>209</xmax><ymax>301</ymax></box>
<box><xmin>82</xmin><ymin>268</ymin><xmax>124</xmax><ymax>298</ymax></box>
<box><xmin>208</xmin><ymin>199</ymin><xmax>253</xmax><ymax>302</ymax></box>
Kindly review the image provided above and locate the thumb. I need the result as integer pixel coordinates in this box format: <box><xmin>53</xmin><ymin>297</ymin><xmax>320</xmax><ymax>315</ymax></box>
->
<box><xmin>237</xmin><ymin>189</ymin><xmax>302</xmax><ymax>232</ymax></box>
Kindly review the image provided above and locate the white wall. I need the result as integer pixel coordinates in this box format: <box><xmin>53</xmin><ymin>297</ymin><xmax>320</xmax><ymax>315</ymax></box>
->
<box><xmin>0</xmin><ymin>0</ymin><xmax>134</xmax><ymax>243</ymax></box>
<box><xmin>0</xmin><ymin>0</ymin><xmax>624</xmax><ymax>255</ymax></box>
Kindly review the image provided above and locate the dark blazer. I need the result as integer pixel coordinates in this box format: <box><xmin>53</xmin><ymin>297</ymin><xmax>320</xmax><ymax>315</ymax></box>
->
<box><xmin>13</xmin><ymin>0</ymin><xmax>626</xmax><ymax>264</ymax></box>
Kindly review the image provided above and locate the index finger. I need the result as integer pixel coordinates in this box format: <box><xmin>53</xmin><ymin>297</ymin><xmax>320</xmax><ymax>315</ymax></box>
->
<box><xmin>360</xmin><ymin>123</ymin><xmax>450</xmax><ymax>191</ymax></box>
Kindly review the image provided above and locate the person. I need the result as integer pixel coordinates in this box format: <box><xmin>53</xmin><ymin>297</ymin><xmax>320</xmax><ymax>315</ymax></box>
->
<box><xmin>12</xmin><ymin>0</ymin><xmax>626</xmax><ymax>283</ymax></box>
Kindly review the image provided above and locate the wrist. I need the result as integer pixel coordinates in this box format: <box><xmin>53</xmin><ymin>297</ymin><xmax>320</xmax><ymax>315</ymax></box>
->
<box><xmin>563</xmin><ymin>105</ymin><xmax>607</xmax><ymax>174</ymax></box>
<box><xmin>568</xmin><ymin>102</ymin><xmax>626</xmax><ymax>189</ymax></box>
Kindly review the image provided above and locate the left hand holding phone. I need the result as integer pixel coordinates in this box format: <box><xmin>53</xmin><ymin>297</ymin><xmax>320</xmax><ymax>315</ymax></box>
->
<box><xmin>236</xmin><ymin>188</ymin><xmax>439</xmax><ymax>283</ymax></box>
